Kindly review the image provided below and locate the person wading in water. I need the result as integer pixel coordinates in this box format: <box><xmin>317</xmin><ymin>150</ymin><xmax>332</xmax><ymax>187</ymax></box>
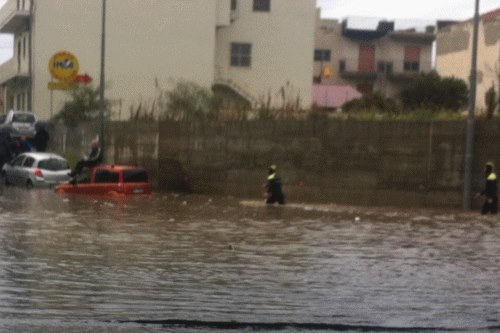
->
<box><xmin>265</xmin><ymin>164</ymin><xmax>285</xmax><ymax>205</ymax></box>
<box><xmin>476</xmin><ymin>161</ymin><xmax>498</xmax><ymax>214</ymax></box>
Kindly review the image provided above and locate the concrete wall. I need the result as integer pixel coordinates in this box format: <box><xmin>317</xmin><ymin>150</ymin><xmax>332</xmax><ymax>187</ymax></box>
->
<box><xmin>51</xmin><ymin>119</ymin><xmax>500</xmax><ymax>209</ymax></box>
<box><xmin>157</xmin><ymin>119</ymin><xmax>470</xmax><ymax>208</ymax></box>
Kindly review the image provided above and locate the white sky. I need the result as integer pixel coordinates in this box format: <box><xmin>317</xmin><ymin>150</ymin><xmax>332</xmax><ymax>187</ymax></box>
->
<box><xmin>317</xmin><ymin>0</ymin><xmax>499</xmax><ymax>21</ymax></box>
<box><xmin>0</xmin><ymin>0</ymin><xmax>498</xmax><ymax>63</ymax></box>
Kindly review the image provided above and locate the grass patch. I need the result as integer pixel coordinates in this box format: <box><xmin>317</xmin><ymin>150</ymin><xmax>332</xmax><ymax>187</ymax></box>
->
<box><xmin>344</xmin><ymin>109</ymin><xmax>466</xmax><ymax>121</ymax></box>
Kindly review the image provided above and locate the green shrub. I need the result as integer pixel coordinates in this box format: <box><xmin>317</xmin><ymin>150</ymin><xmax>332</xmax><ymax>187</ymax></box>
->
<box><xmin>343</xmin><ymin>91</ymin><xmax>401</xmax><ymax>114</ymax></box>
<box><xmin>400</xmin><ymin>72</ymin><xmax>469</xmax><ymax>111</ymax></box>
<box><xmin>159</xmin><ymin>81</ymin><xmax>221</xmax><ymax>120</ymax></box>
<box><xmin>485</xmin><ymin>85</ymin><xmax>498</xmax><ymax>119</ymax></box>
<box><xmin>53</xmin><ymin>84</ymin><xmax>111</xmax><ymax>127</ymax></box>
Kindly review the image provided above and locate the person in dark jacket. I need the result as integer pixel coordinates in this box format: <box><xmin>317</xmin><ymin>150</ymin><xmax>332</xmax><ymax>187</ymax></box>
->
<box><xmin>476</xmin><ymin>162</ymin><xmax>498</xmax><ymax>214</ymax></box>
<box><xmin>0</xmin><ymin>133</ymin><xmax>12</xmax><ymax>170</ymax></box>
<box><xmin>69</xmin><ymin>137</ymin><xmax>102</xmax><ymax>181</ymax></box>
<box><xmin>33</xmin><ymin>123</ymin><xmax>50</xmax><ymax>152</ymax></box>
<box><xmin>15</xmin><ymin>136</ymin><xmax>32</xmax><ymax>155</ymax></box>
<box><xmin>265</xmin><ymin>164</ymin><xmax>285</xmax><ymax>205</ymax></box>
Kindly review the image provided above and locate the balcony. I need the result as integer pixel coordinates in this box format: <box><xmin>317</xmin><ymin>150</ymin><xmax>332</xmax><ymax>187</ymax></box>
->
<box><xmin>0</xmin><ymin>0</ymin><xmax>30</xmax><ymax>33</ymax></box>
<box><xmin>338</xmin><ymin>59</ymin><xmax>377</xmax><ymax>80</ymax></box>
<box><xmin>388</xmin><ymin>30</ymin><xmax>436</xmax><ymax>44</ymax></box>
<box><xmin>383</xmin><ymin>59</ymin><xmax>433</xmax><ymax>81</ymax></box>
<box><xmin>339</xmin><ymin>58</ymin><xmax>433</xmax><ymax>81</ymax></box>
<box><xmin>0</xmin><ymin>58</ymin><xmax>30</xmax><ymax>86</ymax></box>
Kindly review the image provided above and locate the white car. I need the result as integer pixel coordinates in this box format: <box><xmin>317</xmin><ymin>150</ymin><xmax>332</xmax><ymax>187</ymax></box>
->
<box><xmin>4</xmin><ymin>110</ymin><xmax>37</xmax><ymax>138</ymax></box>
<box><xmin>2</xmin><ymin>152</ymin><xmax>71</xmax><ymax>189</ymax></box>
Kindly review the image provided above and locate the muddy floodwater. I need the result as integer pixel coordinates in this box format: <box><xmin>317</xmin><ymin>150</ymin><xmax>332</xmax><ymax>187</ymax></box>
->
<box><xmin>0</xmin><ymin>187</ymin><xmax>498</xmax><ymax>333</ymax></box>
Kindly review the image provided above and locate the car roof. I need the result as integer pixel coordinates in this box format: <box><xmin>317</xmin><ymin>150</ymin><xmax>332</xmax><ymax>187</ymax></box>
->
<box><xmin>18</xmin><ymin>152</ymin><xmax>66</xmax><ymax>160</ymax></box>
<box><xmin>94</xmin><ymin>165</ymin><xmax>146</xmax><ymax>171</ymax></box>
<box><xmin>8</xmin><ymin>110</ymin><xmax>33</xmax><ymax>113</ymax></box>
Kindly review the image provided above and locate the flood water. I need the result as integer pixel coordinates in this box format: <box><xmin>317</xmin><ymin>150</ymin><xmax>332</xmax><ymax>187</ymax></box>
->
<box><xmin>0</xmin><ymin>187</ymin><xmax>498</xmax><ymax>333</ymax></box>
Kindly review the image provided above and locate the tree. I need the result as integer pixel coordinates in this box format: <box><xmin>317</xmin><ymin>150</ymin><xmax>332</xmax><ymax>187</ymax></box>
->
<box><xmin>485</xmin><ymin>85</ymin><xmax>498</xmax><ymax>119</ymax></box>
<box><xmin>159</xmin><ymin>81</ymin><xmax>221</xmax><ymax>120</ymax></box>
<box><xmin>53</xmin><ymin>84</ymin><xmax>111</xmax><ymax>127</ymax></box>
<box><xmin>399</xmin><ymin>72</ymin><xmax>469</xmax><ymax>111</ymax></box>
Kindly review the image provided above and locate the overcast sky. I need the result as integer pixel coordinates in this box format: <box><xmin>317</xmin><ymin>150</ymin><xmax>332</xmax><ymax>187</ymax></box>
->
<box><xmin>0</xmin><ymin>0</ymin><xmax>498</xmax><ymax>63</ymax></box>
<box><xmin>317</xmin><ymin>0</ymin><xmax>499</xmax><ymax>20</ymax></box>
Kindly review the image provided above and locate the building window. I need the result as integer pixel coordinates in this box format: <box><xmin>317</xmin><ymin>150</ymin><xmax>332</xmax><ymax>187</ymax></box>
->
<box><xmin>17</xmin><ymin>40</ymin><xmax>21</xmax><ymax>72</ymax></box>
<box><xmin>377</xmin><ymin>61</ymin><xmax>393</xmax><ymax>74</ymax></box>
<box><xmin>231</xmin><ymin>43</ymin><xmax>251</xmax><ymax>67</ymax></box>
<box><xmin>253</xmin><ymin>0</ymin><xmax>270</xmax><ymax>12</ymax></box>
<box><xmin>23</xmin><ymin>36</ymin><xmax>26</xmax><ymax>59</ymax></box>
<box><xmin>231</xmin><ymin>0</ymin><xmax>237</xmax><ymax>10</ymax></box>
<box><xmin>314</xmin><ymin>49</ymin><xmax>331</xmax><ymax>62</ymax></box>
<box><xmin>339</xmin><ymin>59</ymin><xmax>346</xmax><ymax>73</ymax></box>
<box><xmin>404</xmin><ymin>61</ymin><xmax>419</xmax><ymax>71</ymax></box>
<box><xmin>8</xmin><ymin>95</ymin><xmax>14</xmax><ymax>110</ymax></box>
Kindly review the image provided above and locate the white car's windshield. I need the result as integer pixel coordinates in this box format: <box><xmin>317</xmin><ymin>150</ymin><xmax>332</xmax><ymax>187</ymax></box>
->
<box><xmin>38</xmin><ymin>159</ymin><xmax>70</xmax><ymax>171</ymax></box>
<box><xmin>12</xmin><ymin>114</ymin><xmax>36</xmax><ymax>123</ymax></box>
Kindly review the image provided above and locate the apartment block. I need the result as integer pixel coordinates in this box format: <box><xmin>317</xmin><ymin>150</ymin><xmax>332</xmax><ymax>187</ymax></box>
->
<box><xmin>0</xmin><ymin>0</ymin><xmax>316</xmax><ymax>120</ymax></box>
<box><xmin>215</xmin><ymin>0</ymin><xmax>315</xmax><ymax>109</ymax></box>
<box><xmin>313</xmin><ymin>10</ymin><xmax>435</xmax><ymax>107</ymax></box>
<box><xmin>436</xmin><ymin>8</ymin><xmax>500</xmax><ymax>112</ymax></box>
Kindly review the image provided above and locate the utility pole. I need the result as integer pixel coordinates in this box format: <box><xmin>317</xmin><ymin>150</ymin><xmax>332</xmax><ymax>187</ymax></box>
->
<box><xmin>99</xmin><ymin>0</ymin><xmax>106</xmax><ymax>160</ymax></box>
<box><xmin>463</xmin><ymin>0</ymin><xmax>480</xmax><ymax>209</ymax></box>
<box><xmin>28</xmin><ymin>0</ymin><xmax>34</xmax><ymax>111</ymax></box>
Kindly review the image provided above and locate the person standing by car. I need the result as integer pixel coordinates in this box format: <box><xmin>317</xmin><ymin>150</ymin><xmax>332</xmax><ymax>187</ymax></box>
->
<box><xmin>476</xmin><ymin>161</ymin><xmax>498</xmax><ymax>214</ymax></box>
<box><xmin>265</xmin><ymin>164</ymin><xmax>285</xmax><ymax>205</ymax></box>
<box><xmin>0</xmin><ymin>133</ymin><xmax>12</xmax><ymax>170</ymax></box>
<box><xmin>69</xmin><ymin>137</ymin><xmax>102</xmax><ymax>183</ymax></box>
<box><xmin>33</xmin><ymin>122</ymin><xmax>50</xmax><ymax>152</ymax></box>
<box><xmin>14</xmin><ymin>136</ymin><xmax>32</xmax><ymax>156</ymax></box>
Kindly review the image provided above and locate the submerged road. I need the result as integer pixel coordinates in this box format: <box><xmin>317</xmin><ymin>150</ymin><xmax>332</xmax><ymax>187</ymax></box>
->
<box><xmin>0</xmin><ymin>188</ymin><xmax>498</xmax><ymax>332</ymax></box>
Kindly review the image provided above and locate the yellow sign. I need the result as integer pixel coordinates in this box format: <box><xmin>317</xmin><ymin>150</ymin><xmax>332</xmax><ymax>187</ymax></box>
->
<box><xmin>48</xmin><ymin>51</ymin><xmax>79</xmax><ymax>82</ymax></box>
<box><xmin>48</xmin><ymin>81</ymin><xmax>74</xmax><ymax>90</ymax></box>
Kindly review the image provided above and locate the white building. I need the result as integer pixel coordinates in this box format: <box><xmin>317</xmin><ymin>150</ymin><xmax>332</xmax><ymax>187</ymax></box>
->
<box><xmin>0</xmin><ymin>0</ymin><xmax>315</xmax><ymax>120</ymax></box>
<box><xmin>436</xmin><ymin>8</ymin><xmax>500</xmax><ymax>113</ymax></box>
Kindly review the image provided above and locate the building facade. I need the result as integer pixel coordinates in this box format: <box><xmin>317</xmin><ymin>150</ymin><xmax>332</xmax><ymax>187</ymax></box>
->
<box><xmin>313</xmin><ymin>10</ymin><xmax>435</xmax><ymax>105</ymax></box>
<box><xmin>215</xmin><ymin>0</ymin><xmax>315</xmax><ymax>109</ymax></box>
<box><xmin>436</xmin><ymin>8</ymin><xmax>500</xmax><ymax>113</ymax></box>
<box><xmin>0</xmin><ymin>0</ymin><xmax>315</xmax><ymax>120</ymax></box>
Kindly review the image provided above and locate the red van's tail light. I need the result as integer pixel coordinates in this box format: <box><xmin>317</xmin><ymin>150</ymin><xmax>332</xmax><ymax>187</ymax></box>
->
<box><xmin>34</xmin><ymin>169</ymin><xmax>44</xmax><ymax>178</ymax></box>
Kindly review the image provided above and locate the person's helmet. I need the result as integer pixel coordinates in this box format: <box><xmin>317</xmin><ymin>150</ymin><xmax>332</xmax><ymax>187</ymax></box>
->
<box><xmin>486</xmin><ymin>161</ymin><xmax>495</xmax><ymax>169</ymax></box>
<box><xmin>269</xmin><ymin>164</ymin><xmax>277</xmax><ymax>172</ymax></box>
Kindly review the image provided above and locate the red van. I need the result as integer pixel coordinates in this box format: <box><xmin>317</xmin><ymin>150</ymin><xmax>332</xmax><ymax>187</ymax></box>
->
<box><xmin>55</xmin><ymin>165</ymin><xmax>152</xmax><ymax>195</ymax></box>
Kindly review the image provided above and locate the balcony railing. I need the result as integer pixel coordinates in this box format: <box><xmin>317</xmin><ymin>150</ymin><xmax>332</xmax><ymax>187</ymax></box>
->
<box><xmin>0</xmin><ymin>58</ymin><xmax>30</xmax><ymax>85</ymax></box>
<box><xmin>0</xmin><ymin>0</ymin><xmax>30</xmax><ymax>33</ymax></box>
<box><xmin>339</xmin><ymin>58</ymin><xmax>433</xmax><ymax>81</ymax></box>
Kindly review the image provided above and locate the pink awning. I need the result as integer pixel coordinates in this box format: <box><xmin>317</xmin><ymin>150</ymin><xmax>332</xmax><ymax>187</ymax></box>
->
<box><xmin>312</xmin><ymin>84</ymin><xmax>362</xmax><ymax>109</ymax></box>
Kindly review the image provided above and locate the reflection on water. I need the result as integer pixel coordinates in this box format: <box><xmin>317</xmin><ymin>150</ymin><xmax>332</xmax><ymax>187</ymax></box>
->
<box><xmin>0</xmin><ymin>188</ymin><xmax>499</xmax><ymax>332</ymax></box>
